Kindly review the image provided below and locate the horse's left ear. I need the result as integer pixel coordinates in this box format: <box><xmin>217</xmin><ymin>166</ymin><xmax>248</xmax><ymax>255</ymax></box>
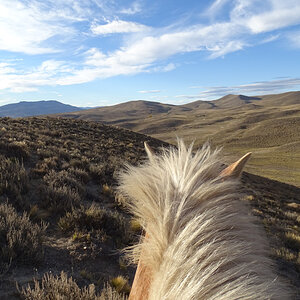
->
<box><xmin>220</xmin><ymin>152</ymin><xmax>252</xmax><ymax>179</ymax></box>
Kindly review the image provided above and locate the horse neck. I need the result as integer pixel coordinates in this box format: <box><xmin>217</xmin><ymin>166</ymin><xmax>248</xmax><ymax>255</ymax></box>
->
<box><xmin>128</xmin><ymin>252</ymin><xmax>152</xmax><ymax>300</ymax></box>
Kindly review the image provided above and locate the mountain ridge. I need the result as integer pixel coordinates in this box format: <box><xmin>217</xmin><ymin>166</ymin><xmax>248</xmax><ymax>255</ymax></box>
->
<box><xmin>57</xmin><ymin>91</ymin><xmax>300</xmax><ymax>187</ymax></box>
<box><xmin>0</xmin><ymin>100</ymin><xmax>84</xmax><ymax>118</ymax></box>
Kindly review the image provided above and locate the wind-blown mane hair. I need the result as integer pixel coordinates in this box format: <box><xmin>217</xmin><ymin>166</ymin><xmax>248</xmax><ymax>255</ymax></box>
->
<box><xmin>119</xmin><ymin>140</ymin><xmax>291</xmax><ymax>300</ymax></box>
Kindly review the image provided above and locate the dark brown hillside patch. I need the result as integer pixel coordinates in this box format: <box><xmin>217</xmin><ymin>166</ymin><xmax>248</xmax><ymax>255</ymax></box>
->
<box><xmin>0</xmin><ymin>116</ymin><xmax>165</xmax><ymax>299</ymax></box>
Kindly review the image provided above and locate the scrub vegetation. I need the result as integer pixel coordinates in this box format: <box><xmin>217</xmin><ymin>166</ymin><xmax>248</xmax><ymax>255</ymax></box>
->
<box><xmin>0</xmin><ymin>116</ymin><xmax>298</xmax><ymax>298</ymax></box>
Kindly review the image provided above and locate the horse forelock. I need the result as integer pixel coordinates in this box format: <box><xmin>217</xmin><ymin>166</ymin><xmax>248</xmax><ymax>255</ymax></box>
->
<box><xmin>119</xmin><ymin>140</ymin><xmax>292</xmax><ymax>300</ymax></box>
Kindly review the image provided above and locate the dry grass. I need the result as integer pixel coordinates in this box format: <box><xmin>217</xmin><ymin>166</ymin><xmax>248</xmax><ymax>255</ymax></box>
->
<box><xmin>0</xmin><ymin>203</ymin><xmax>47</xmax><ymax>272</ymax></box>
<box><xmin>19</xmin><ymin>271</ymin><xmax>127</xmax><ymax>300</ymax></box>
<box><xmin>110</xmin><ymin>276</ymin><xmax>130</xmax><ymax>294</ymax></box>
<box><xmin>58</xmin><ymin>204</ymin><xmax>131</xmax><ymax>246</ymax></box>
<box><xmin>0</xmin><ymin>117</ymin><xmax>164</xmax><ymax>298</ymax></box>
<box><xmin>0</xmin><ymin>155</ymin><xmax>28</xmax><ymax>199</ymax></box>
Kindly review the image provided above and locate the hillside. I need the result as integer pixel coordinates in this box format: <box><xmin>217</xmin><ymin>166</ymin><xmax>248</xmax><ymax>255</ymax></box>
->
<box><xmin>0</xmin><ymin>100</ymin><xmax>84</xmax><ymax>117</ymax></box>
<box><xmin>0</xmin><ymin>117</ymin><xmax>299</xmax><ymax>298</ymax></box>
<box><xmin>58</xmin><ymin>91</ymin><xmax>300</xmax><ymax>186</ymax></box>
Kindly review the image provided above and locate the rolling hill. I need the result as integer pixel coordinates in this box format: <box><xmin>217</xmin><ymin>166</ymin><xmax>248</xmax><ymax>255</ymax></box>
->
<box><xmin>0</xmin><ymin>100</ymin><xmax>84</xmax><ymax>117</ymax></box>
<box><xmin>58</xmin><ymin>91</ymin><xmax>300</xmax><ymax>186</ymax></box>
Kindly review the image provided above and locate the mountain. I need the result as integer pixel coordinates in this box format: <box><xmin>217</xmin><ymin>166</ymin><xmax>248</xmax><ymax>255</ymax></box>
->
<box><xmin>58</xmin><ymin>91</ymin><xmax>300</xmax><ymax>186</ymax></box>
<box><xmin>58</xmin><ymin>100</ymin><xmax>179</xmax><ymax>127</ymax></box>
<box><xmin>58</xmin><ymin>91</ymin><xmax>300</xmax><ymax>123</ymax></box>
<box><xmin>0</xmin><ymin>100</ymin><xmax>83</xmax><ymax>117</ymax></box>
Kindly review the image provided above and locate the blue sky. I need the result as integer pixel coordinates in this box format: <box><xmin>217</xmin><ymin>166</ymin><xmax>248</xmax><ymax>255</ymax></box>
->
<box><xmin>0</xmin><ymin>0</ymin><xmax>300</xmax><ymax>107</ymax></box>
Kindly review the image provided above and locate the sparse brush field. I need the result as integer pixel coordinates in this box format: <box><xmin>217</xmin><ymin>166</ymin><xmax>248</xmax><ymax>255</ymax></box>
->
<box><xmin>0</xmin><ymin>117</ymin><xmax>166</xmax><ymax>299</ymax></box>
<box><xmin>0</xmin><ymin>116</ymin><xmax>299</xmax><ymax>298</ymax></box>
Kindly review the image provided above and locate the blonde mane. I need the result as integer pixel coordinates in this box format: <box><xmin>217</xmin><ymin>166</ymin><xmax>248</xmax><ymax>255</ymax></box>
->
<box><xmin>119</xmin><ymin>140</ymin><xmax>291</xmax><ymax>299</ymax></box>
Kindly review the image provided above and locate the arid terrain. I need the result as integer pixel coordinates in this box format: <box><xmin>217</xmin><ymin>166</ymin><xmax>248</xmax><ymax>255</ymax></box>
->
<box><xmin>0</xmin><ymin>117</ymin><xmax>299</xmax><ymax>298</ymax></box>
<box><xmin>59</xmin><ymin>91</ymin><xmax>300</xmax><ymax>187</ymax></box>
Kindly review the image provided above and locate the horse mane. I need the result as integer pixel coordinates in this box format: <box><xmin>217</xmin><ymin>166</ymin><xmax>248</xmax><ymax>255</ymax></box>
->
<box><xmin>118</xmin><ymin>140</ymin><xmax>292</xmax><ymax>299</ymax></box>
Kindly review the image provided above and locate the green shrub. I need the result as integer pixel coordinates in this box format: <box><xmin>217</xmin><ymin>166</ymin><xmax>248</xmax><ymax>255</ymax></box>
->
<box><xmin>19</xmin><ymin>272</ymin><xmax>127</xmax><ymax>300</ymax></box>
<box><xmin>0</xmin><ymin>203</ymin><xmax>47</xmax><ymax>271</ymax></box>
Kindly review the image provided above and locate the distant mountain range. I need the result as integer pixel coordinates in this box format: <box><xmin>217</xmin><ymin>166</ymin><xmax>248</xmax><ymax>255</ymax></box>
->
<box><xmin>0</xmin><ymin>100</ymin><xmax>84</xmax><ymax>117</ymax></box>
<box><xmin>58</xmin><ymin>91</ymin><xmax>300</xmax><ymax>126</ymax></box>
<box><xmin>58</xmin><ymin>91</ymin><xmax>300</xmax><ymax>187</ymax></box>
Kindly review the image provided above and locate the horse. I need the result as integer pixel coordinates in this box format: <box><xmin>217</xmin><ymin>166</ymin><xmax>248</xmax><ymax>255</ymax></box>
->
<box><xmin>118</xmin><ymin>140</ymin><xmax>291</xmax><ymax>299</ymax></box>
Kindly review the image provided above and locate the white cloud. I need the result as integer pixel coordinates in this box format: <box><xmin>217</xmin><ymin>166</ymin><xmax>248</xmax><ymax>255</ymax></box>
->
<box><xmin>119</xmin><ymin>1</ymin><xmax>142</xmax><ymax>15</ymax></box>
<box><xmin>1</xmin><ymin>0</ymin><xmax>300</xmax><ymax>92</ymax></box>
<box><xmin>227</xmin><ymin>0</ymin><xmax>300</xmax><ymax>34</ymax></box>
<box><xmin>259</xmin><ymin>34</ymin><xmax>280</xmax><ymax>44</ymax></box>
<box><xmin>208</xmin><ymin>40</ymin><xmax>245</xmax><ymax>58</ymax></box>
<box><xmin>204</xmin><ymin>0</ymin><xmax>231</xmax><ymax>18</ymax></box>
<box><xmin>0</xmin><ymin>0</ymin><xmax>85</xmax><ymax>54</ymax></box>
<box><xmin>246</xmin><ymin>6</ymin><xmax>300</xmax><ymax>33</ymax></box>
<box><xmin>190</xmin><ymin>78</ymin><xmax>300</xmax><ymax>99</ymax></box>
<box><xmin>0</xmin><ymin>59</ymin><xmax>71</xmax><ymax>92</ymax></box>
<box><xmin>91</xmin><ymin>20</ymin><xmax>149</xmax><ymax>35</ymax></box>
<box><xmin>287</xmin><ymin>30</ymin><xmax>300</xmax><ymax>48</ymax></box>
<box><xmin>138</xmin><ymin>90</ymin><xmax>161</xmax><ymax>94</ymax></box>
<box><xmin>162</xmin><ymin>63</ymin><xmax>176</xmax><ymax>72</ymax></box>
<box><xmin>175</xmin><ymin>94</ymin><xmax>200</xmax><ymax>99</ymax></box>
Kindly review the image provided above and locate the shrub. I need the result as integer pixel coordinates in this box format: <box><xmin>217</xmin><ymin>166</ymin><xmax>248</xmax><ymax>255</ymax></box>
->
<box><xmin>44</xmin><ymin>170</ymin><xmax>85</xmax><ymax>196</ymax></box>
<box><xmin>40</xmin><ymin>184</ymin><xmax>81</xmax><ymax>214</ymax></box>
<box><xmin>58</xmin><ymin>204</ymin><xmax>131</xmax><ymax>244</ymax></box>
<box><xmin>40</xmin><ymin>170</ymin><xmax>86</xmax><ymax>214</ymax></box>
<box><xmin>0</xmin><ymin>203</ymin><xmax>47</xmax><ymax>271</ymax></box>
<box><xmin>110</xmin><ymin>276</ymin><xmax>130</xmax><ymax>294</ymax></box>
<box><xmin>102</xmin><ymin>184</ymin><xmax>113</xmax><ymax>196</ymax></box>
<box><xmin>0</xmin><ymin>141</ymin><xmax>29</xmax><ymax>161</ymax></box>
<box><xmin>284</xmin><ymin>232</ymin><xmax>300</xmax><ymax>251</ymax></box>
<box><xmin>0</xmin><ymin>155</ymin><xmax>28</xmax><ymax>197</ymax></box>
<box><xmin>19</xmin><ymin>272</ymin><xmax>127</xmax><ymax>300</ymax></box>
<box><xmin>89</xmin><ymin>163</ymin><xmax>106</xmax><ymax>180</ymax></box>
<box><xmin>68</xmin><ymin>168</ymin><xmax>90</xmax><ymax>184</ymax></box>
<box><xmin>70</xmin><ymin>157</ymin><xmax>90</xmax><ymax>170</ymax></box>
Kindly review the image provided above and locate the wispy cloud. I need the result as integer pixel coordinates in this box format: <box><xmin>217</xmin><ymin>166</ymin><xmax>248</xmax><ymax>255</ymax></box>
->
<box><xmin>138</xmin><ymin>90</ymin><xmax>161</xmax><ymax>94</ymax></box>
<box><xmin>119</xmin><ymin>1</ymin><xmax>142</xmax><ymax>15</ymax></box>
<box><xmin>204</xmin><ymin>0</ymin><xmax>231</xmax><ymax>18</ymax></box>
<box><xmin>188</xmin><ymin>78</ymin><xmax>300</xmax><ymax>100</ymax></box>
<box><xmin>91</xmin><ymin>20</ymin><xmax>149</xmax><ymax>35</ymax></box>
<box><xmin>245</xmin><ymin>1</ymin><xmax>300</xmax><ymax>33</ymax></box>
<box><xmin>287</xmin><ymin>30</ymin><xmax>300</xmax><ymax>48</ymax></box>
<box><xmin>1</xmin><ymin>0</ymin><xmax>300</xmax><ymax>93</ymax></box>
<box><xmin>0</xmin><ymin>0</ymin><xmax>62</xmax><ymax>54</ymax></box>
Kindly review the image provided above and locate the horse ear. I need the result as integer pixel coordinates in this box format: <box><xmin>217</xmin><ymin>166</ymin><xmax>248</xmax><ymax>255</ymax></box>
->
<box><xmin>144</xmin><ymin>142</ymin><xmax>155</xmax><ymax>160</ymax></box>
<box><xmin>220</xmin><ymin>152</ymin><xmax>252</xmax><ymax>179</ymax></box>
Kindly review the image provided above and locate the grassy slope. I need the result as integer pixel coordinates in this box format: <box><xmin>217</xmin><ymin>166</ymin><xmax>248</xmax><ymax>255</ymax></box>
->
<box><xmin>59</xmin><ymin>91</ymin><xmax>300</xmax><ymax>187</ymax></box>
<box><xmin>0</xmin><ymin>117</ymin><xmax>299</xmax><ymax>298</ymax></box>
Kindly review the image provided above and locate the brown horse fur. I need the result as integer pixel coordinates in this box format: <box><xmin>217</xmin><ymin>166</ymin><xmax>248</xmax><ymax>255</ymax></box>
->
<box><xmin>119</xmin><ymin>140</ymin><xmax>292</xmax><ymax>300</ymax></box>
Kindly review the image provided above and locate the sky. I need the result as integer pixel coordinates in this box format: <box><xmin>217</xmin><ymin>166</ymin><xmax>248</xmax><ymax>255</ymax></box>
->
<box><xmin>1</xmin><ymin>0</ymin><xmax>300</xmax><ymax>107</ymax></box>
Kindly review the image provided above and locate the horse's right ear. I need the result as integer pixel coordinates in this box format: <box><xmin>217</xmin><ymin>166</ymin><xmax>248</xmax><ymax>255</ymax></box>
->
<box><xmin>144</xmin><ymin>142</ymin><xmax>155</xmax><ymax>160</ymax></box>
<box><xmin>220</xmin><ymin>152</ymin><xmax>252</xmax><ymax>179</ymax></box>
